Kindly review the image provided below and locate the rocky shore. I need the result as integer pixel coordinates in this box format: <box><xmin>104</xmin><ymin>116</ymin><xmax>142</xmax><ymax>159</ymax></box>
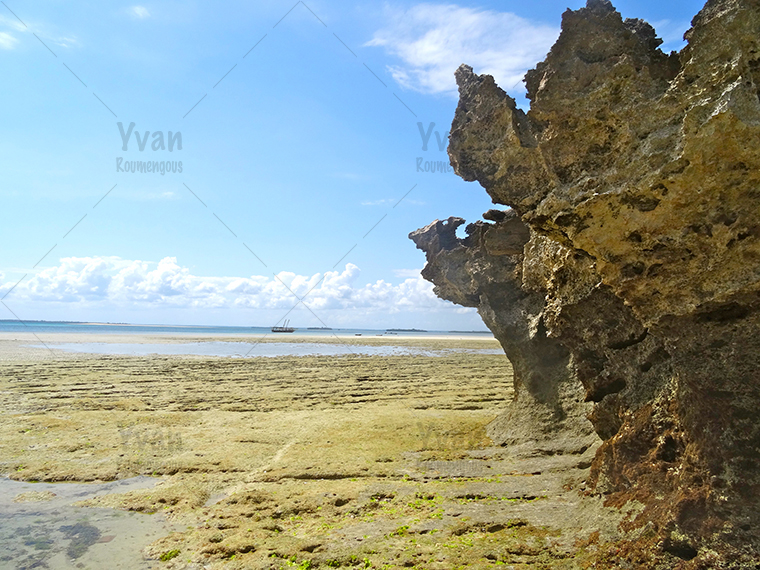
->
<box><xmin>411</xmin><ymin>0</ymin><xmax>760</xmax><ymax>566</ymax></box>
<box><xmin>0</xmin><ymin>335</ymin><xmax>651</xmax><ymax>568</ymax></box>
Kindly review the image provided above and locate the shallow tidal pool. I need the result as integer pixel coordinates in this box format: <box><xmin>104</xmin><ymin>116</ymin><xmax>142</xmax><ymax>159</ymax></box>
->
<box><xmin>0</xmin><ymin>476</ymin><xmax>177</xmax><ymax>569</ymax></box>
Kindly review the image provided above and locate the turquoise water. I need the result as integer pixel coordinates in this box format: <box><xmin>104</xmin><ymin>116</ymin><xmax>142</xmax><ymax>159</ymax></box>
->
<box><xmin>0</xmin><ymin>320</ymin><xmax>492</xmax><ymax>338</ymax></box>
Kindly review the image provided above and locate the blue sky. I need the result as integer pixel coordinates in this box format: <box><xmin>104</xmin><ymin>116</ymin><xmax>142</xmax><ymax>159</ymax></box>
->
<box><xmin>0</xmin><ymin>0</ymin><xmax>702</xmax><ymax>330</ymax></box>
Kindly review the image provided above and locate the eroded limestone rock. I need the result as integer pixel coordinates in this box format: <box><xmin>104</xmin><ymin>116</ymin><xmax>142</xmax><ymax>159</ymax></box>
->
<box><xmin>411</xmin><ymin>0</ymin><xmax>760</xmax><ymax>565</ymax></box>
<box><xmin>410</xmin><ymin>215</ymin><xmax>598</xmax><ymax>456</ymax></box>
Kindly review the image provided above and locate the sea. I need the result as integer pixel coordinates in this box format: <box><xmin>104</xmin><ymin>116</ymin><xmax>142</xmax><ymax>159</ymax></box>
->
<box><xmin>0</xmin><ymin>320</ymin><xmax>492</xmax><ymax>338</ymax></box>
<box><xmin>0</xmin><ymin>320</ymin><xmax>498</xmax><ymax>358</ymax></box>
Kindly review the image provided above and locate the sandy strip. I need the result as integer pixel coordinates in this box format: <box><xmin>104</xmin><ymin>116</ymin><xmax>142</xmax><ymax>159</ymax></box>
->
<box><xmin>0</xmin><ymin>331</ymin><xmax>501</xmax><ymax>362</ymax></box>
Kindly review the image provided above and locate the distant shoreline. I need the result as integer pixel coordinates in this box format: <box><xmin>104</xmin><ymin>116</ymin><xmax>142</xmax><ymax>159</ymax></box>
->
<box><xmin>0</xmin><ymin>320</ymin><xmax>491</xmax><ymax>335</ymax></box>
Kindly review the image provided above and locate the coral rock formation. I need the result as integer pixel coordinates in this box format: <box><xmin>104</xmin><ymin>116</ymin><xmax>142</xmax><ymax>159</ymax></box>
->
<box><xmin>411</xmin><ymin>0</ymin><xmax>760</xmax><ymax>565</ymax></box>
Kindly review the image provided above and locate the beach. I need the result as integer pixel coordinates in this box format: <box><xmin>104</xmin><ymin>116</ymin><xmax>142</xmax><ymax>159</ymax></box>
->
<box><xmin>0</xmin><ymin>332</ymin><xmax>629</xmax><ymax>568</ymax></box>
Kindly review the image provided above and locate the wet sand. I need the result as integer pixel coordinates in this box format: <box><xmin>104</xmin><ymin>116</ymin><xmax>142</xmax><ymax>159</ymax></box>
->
<box><xmin>0</xmin><ymin>333</ymin><xmax>633</xmax><ymax>568</ymax></box>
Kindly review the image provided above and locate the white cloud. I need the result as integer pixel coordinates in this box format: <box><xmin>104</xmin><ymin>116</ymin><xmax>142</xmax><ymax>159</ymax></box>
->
<box><xmin>131</xmin><ymin>6</ymin><xmax>150</xmax><ymax>19</ymax></box>
<box><xmin>0</xmin><ymin>32</ymin><xmax>18</xmax><ymax>50</ymax></box>
<box><xmin>366</xmin><ymin>3</ymin><xmax>559</xmax><ymax>95</ymax></box>
<box><xmin>1</xmin><ymin>256</ymin><xmax>459</xmax><ymax>317</ymax></box>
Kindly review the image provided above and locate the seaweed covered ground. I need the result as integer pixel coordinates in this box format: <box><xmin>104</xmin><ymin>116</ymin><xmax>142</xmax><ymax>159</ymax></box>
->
<box><xmin>0</xmin><ymin>335</ymin><xmax>639</xmax><ymax>569</ymax></box>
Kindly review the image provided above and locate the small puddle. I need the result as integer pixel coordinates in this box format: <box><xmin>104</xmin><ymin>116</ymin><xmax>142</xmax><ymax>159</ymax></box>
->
<box><xmin>0</xmin><ymin>476</ymin><xmax>177</xmax><ymax>569</ymax></box>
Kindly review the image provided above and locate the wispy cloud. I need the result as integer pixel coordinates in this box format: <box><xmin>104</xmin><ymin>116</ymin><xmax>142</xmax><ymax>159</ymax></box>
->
<box><xmin>366</xmin><ymin>3</ymin><xmax>559</xmax><ymax>96</ymax></box>
<box><xmin>0</xmin><ymin>31</ymin><xmax>18</xmax><ymax>49</ymax></box>
<box><xmin>130</xmin><ymin>5</ymin><xmax>150</xmax><ymax>19</ymax></box>
<box><xmin>0</xmin><ymin>15</ymin><xmax>25</xmax><ymax>32</ymax></box>
<box><xmin>333</xmin><ymin>172</ymin><xmax>369</xmax><ymax>181</ymax></box>
<box><xmin>50</xmin><ymin>35</ymin><xmax>79</xmax><ymax>48</ymax></box>
<box><xmin>393</xmin><ymin>268</ymin><xmax>422</xmax><ymax>278</ymax></box>
<box><xmin>116</xmin><ymin>190</ymin><xmax>177</xmax><ymax>201</ymax></box>
<box><xmin>0</xmin><ymin>14</ymin><xmax>80</xmax><ymax>49</ymax></box>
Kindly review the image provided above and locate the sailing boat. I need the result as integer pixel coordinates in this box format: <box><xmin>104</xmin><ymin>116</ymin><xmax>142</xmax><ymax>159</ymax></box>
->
<box><xmin>271</xmin><ymin>319</ymin><xmax>295</xmax><ymax>333</ymax></box>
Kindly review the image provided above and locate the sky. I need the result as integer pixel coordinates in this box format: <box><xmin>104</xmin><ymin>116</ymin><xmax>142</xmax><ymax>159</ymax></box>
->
<box><xmin>0</xmin><ymin>0</ymin><xmax>703</xmax><ymax>330</ymax></box>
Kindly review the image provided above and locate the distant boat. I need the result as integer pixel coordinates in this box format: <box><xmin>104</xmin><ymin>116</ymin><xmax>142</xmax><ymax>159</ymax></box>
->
<box><xmin>271</xmin><ymin>319</ymin><xmax>295</xmax><ymax>333</ymax></box>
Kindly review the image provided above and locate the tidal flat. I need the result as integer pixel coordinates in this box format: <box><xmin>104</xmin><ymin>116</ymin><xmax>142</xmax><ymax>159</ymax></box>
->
<box><xmin>0</xmin><ymin>334</ymin><xmax>636</xmax><ymax>569</ymax></box>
